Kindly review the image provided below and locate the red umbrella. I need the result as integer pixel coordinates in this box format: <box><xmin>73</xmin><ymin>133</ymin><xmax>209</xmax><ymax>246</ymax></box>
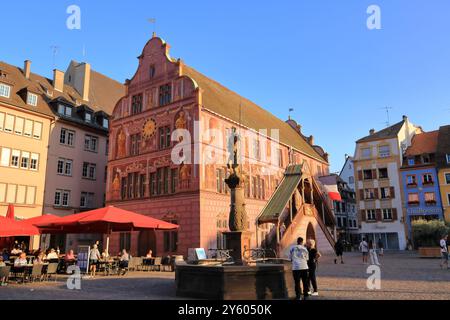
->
<box><xmin>0</xmin><ymin>216</ymin><xmax>40</xmax><ymax>237</ymax></box>
<box><xmin>20</xmin><ymin>214</ymin><xmax>62</xmax><ymax>226</ymax></box>
<box><xmin>36</xmin><ymin>206</ymin><xmax>179</xmax><ymax>253</ymax></box>
<box><xmin>5</xmin><ymin>204</ymin><xmax>14</xmax><ymax>220</ymax></box>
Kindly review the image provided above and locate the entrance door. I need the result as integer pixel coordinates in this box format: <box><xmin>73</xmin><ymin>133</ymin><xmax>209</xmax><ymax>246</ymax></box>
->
<box><xmin>306</xmin><ymin>223</ymin><xmax>316</xmax><ymax>242</ymax></box>
<box><xmin>138</xmin><ymin>230</ymin><xmax>157</xmax><ymax>256</ymax></box>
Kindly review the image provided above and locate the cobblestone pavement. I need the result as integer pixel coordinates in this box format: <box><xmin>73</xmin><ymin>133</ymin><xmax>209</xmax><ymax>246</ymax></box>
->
<box><xmin>0</xmin><ymin>251</ymin><xmax>449</xmax><ymax>300</ymax></box>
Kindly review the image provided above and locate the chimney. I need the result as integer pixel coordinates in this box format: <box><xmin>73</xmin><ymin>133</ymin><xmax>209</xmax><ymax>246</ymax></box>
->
<box><xmin>68</xmin><ymin>62</ymin><xmax>91</xmax><ymax>102</ymax></box>
<box><xmin>369</xmin><ymin>129</ymin><xmax>375</xmax><ymax>135</ymax></box>
<box><xmin>402</xmin><ymin>115</ymin><xmax>408</xmax><ymax>122</ymax></box>
<box><xmin>23</xmin><ymin>60</ymin><xmax>31</xmax><ymax>79</ymax></box>
<box><xmin>53</xmin><ymin>69</ymin><xmax>64</xmax><ymax>92</ymax></box>
<box><xmin>308</xmin><ymin>135</ymin><xmax>314</xmax><ymax>145</ymax></box>
<box><xmin>80</xmin><ymin>63</ymin><xmax>91</xmax><ymax>101</ymax></box>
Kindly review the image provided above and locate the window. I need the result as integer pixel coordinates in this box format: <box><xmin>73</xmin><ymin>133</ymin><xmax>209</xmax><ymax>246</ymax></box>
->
<box><xmin>25</xmin><ymin>186</ymin><xmax>36</xmax><ymax>205</ymax></box>
<box><xmin>85</xmin><ymin>112</ymin><xmax>92</xmax><ymax>122</ymax></box>
<box><xmin>84</xmin><ymin>135</ymin><xmax>98</xmax><ymax>152</ymax></box>
<box><xmin>378</xmin><ymin>168</ymin><xmax>388</xmax><ymax>179</ymax></box>
<box><xmin>424</xmin><ymin>192</ymin><xmax>436</xmax><ymax>204</ymax></box>
<box><xmin>216</xmin><ymin>169</ymin><xmax>224</xmax><ymax>193</ymax></box>
<box><xmin>380</xmin><ymin>187</ymin><xmax>391</xmax><ymax>199</ymax></box>
<box><xmin>119</xmin><ymin>233</ymin><xmax>131</xmax><ymax>251</ymax></box>
<box><xmin>82</xmin><ymin>162</ymin><xmax>96</xmax><ymax>180</ymax></box>
<box><xmin>448</xmin><ymin>193</ymin><xmax>450</xmax><ymax>206</ymax></box>
<box><xmin>447</xmin><ymin>154</ymin><xmax>450</xmax><ymax>164</ymax></box>
<box><xmin>24</xmin><ymin>119</ymin><xmax>32</xmax><ymax>137</ymax></box>
<box><xmin>348</xmin><ymin>176</ymin><xmax>355</xmax><ymax>184</ymax></box>
<box><xmin>163</xmin><ymin>220</ymin><xmax>178</xmax><ymax>252</ymax></box>
<box><xmin>54</xmin><ymin>190</ymin><xmax>70</xmax><ymax>207</ymax></box>
<box><xmin>57</xmin><ymin>158</ymin><xmax>72</xmax><ymax>176</ymax></box>
<box><xmin>382</xmin><ymin>209</ymin><xmax>393</xmax><ymax>220</ymax></box>
<box><xmin>0</xmin><ymin>112</ymin><xmax>4</xmax><ymax>131</ymax></box>
<box><xmin>130</xmin><ymin>134</ymin><xmax>141</xmax><ymax>156</ymax></box>
<box><xmin>27</xmin><ymin>93</ymin><xmax>38</xmax><ymax>106</ymax></box>
<box><xmin>158</xmin><ymin>126</ymin><xmax>171</xmax><ymax>149</ymax></box>
<box><xmin>366</xmin><ymin>210</ymin><xmax>376</xmax><ymax>221</ymax></box>
<box><xmin>6</xmin><ymin>184</ymin><xmax>17</xmax><ymax>203</ymax></box>
<box><xmin>408</xmin><ymin>158</ymin><xmax>415</xmax><ymax>166</ymax></box>
<box><xmin>364</xmin><ymin>188</ymin><xmax>376</xmax><ymax>200</ymax></box>
<box><xmin>30</xmin><ymin>154</ymin><xmax>39</xmax><ymax>170</ymax></box>
<box><xmin>408</xmin><ymin>193</ymin><xmax>419</xmax><ymax>205</ymax></box>
<box><xmin>422</xmin><ymin>173</ymin><xmax>433</xmax><ymax>185</ymax></box>
<box><xmin>4</xmin><ymin>114</ymin><xmax>14</xmax><ymax>133</ymax></box>
<box><xmin>20</xmin><ymin>152</ymin><xmax>29</xmax><ymax>169</ymax></box>
<box><xmin>378</xmin><ymin>145</ymin><xmax>390</xmax><ymax>158</ymax></box>
<box><xmin>16</xmin><ymin>185</ymin><xmax>26</xmax><ymax>204</ymax></box>
<box><xmin>363</xmin><ymin>169</ymin><xmax>374</xmax><ymax>180</ymax></box>
<box><xmin>14</xmin><ymin>117</ymin><xmax>24</xmax><ymax>135</ymax></box>
<box><xmin>150</xmin><ymin>173</ymin><xmax>157</xmax><ymax>196</ymax></box>
<box><xmin>171</xmin><ymin>168</ymin><xmax>178</xmax><ymax>193</ymax></box>
<box><xmin>57</xmin><ymin>104</ymin><xmax>72</xmax><ymax>117</ymax></box>
<box><xmin>361</xmin><ymin>147</ymin><xmax>371</xmax><ymax>159</ymax></box>
<box><xmin>0</xmin><ymin>83</ymin><xmax>11</xmax><ymax>98</ymax></box>
<box><xmin>33</xmin><ymin>122</ymin><xmax>42</xmax><ymax>139</ymax></box>
<box><xmin>11</xmin><ymin>150</ymin><xmax>20</xmax><ymax>168</ymax></box>
<box><xmin>102</xmin><ymin>118</ymin><xmax>109</xmax><ymax>129</ymax></box>
<box><xmin>149</xmin><ymin>65</ymin><xmax>156</xmax><ymax>78</ymax></box>
<box><xmin>277</xmin><ymin>149</ymin><xmax>283</xmax><ymax>168</ymax></box>
<box><xmin>121</xmin><ymin>177</ymin><xmax>127</xmax><ymax>200</ymax></box>
<box><xmin>0</xmin><ymin>183</ymin><xmax>6</xmax><ymax>202</ymax></box>
<box><xmin>445</xmin><ymin>173</ymin><xmax>450</xmax><ymax>185</ymax></box>
<box><xmin>407</xmin><ymin>175</ymin><xmax>417</xmax><ymax>186</ymax></box>
<box><xmin>131</xmin><ymin>94</ymin><xmax>143</xmax><ymax>115</ymax></box>
<box><xmin>139</xmin><ymin>174</ymin><xmax>146</xmax><ymax>198</ymax></box>
<box><xmin>252</xmin><ymin>139</ymin><xmax>261</xmax><ymax>160</ymax></box>
<box><xmin>0</xmin><ymin>147</ymin><xmax>10</xmax><ymax>167</ymax></box>
<box><xmin>80</xmin><ymin>192</ymin><xmax>95</xmax><ymax>208</ymax></box>
<box><xmin>159</xmin><ymin>84</ymin><xmax>172</xmax><ymax>106</ymax></box>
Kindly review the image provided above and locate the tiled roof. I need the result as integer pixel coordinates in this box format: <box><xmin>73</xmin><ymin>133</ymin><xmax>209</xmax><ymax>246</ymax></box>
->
<box><xmin>405</xmin><ymin>130</ymin><xmax>439</xmax><ymax>156</ymax></box>
<box><xmin>436</xmin><ymin>125</ymin><xmax>450</xmax><ymax>168</ymax></box>
<box><xmin>0</xmin><ymin>61</ymin><xmax>124</xmax><ymax>119</ymax></box>
<box><xmin>356</xmin><ymin>120</ymin><xmax>405</xmax><ymax>143</ymax></box>
<box><xmin>182</xmin><ymin>65</ymin><xmax>327</xmax><ymax>163</ymax></box>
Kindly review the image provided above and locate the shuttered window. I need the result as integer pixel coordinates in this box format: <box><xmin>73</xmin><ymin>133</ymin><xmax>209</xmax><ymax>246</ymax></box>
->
<box><xmin>33</xmin><ymin>121</ymin><xmax>42</xmax><ymax>139</ymax></box>
<box><xmin>26</xmin><ymin>186</ymin><xmax>36</xmax><ymax>205</ymax></box>
<box><xmin>16</xmin><ymin>185</ymin><xmax>26</xmax><ymax>204</ymax></box>
<box><xmin>14</xmin><ymin>117</ymin><xmax>24</xmax><ymax>135</ymax></box>
<box><xmin>4</xmin><ymin>114</ymin><xmax>14</xmax><ymax>132</ymax></box>
<box><xmin>24</xmin><ymin>119</ymin><xmax>33</xmax><ymax>137</ymax></box>
<box><xmin>0</xmin><ymin>148</ymin><xmax>10</xmax><ymax>167</ymax></box>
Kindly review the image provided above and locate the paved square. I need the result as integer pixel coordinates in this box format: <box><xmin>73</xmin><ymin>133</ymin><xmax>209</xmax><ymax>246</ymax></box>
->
<box><xmin>0</xmin><ymin>252</ymin><xmax>449</xmax><ymax>300</ymax></box>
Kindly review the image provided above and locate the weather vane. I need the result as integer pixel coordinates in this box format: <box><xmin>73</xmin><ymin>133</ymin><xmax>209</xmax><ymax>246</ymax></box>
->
<box><xmin>148</xmin><ymin>18</ymin><xmax>156</xmax><ymax>35</ymax></box>
<box><xmin>50</xmin><ymin>45</ymin><xmax>60</xmax><ymax>69</ymax></box>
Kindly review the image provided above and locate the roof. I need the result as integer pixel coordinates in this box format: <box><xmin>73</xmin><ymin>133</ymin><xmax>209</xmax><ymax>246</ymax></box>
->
<box><xmin>356</xmin><ymin>120</ymin><xmax>405</xmax><ymax>143</ymax></box>
<box><xmin>182</xmin><ymin>65</ymin><xmax>327</xmax><ymax>163</ymax></box>
<box><xmin>436</xmin><ymin>125</ymin><xmax>450</xmax><ymax>168</ymax></box>
<box><xmin>405</xmin><ymin>130</ymin><xmax>439</xmax><ymax>156</ymax></box>
<box><xmin>257</xmin><ymin>165</ymin><xmax>303</xmax><ymax>225</ymax></box>
<box><xmin>0</xmin><ymin>60</ymin><xmax>124</xmax><ymax>120</ymax></box>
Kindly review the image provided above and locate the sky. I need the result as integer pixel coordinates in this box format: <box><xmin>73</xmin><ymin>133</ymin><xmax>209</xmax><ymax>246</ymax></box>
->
<box><xmin>1</xmin><ymin>0</ymin><xmax>450</xmax><ymax>173</ymax></box>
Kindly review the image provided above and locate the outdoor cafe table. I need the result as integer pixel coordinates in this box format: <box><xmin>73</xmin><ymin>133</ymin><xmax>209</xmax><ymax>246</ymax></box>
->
<box><xmin>10</xmin><ymin>263</ymin><xmax>49</xmax><ymax>283</ymax></box>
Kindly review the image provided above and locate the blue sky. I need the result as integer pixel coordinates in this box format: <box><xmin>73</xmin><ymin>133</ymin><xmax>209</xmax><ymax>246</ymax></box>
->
<box><xmin>1</xmin><ymin>0</ymin><xmax>449</xmax><ymax>172</ymax></box>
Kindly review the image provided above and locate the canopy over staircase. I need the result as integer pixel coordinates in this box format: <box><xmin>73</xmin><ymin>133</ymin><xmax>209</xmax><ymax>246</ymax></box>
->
<box><xmin>256</xmin><ymin>164</ymin><xmax>336</xmax><ymax>256</ymax></box>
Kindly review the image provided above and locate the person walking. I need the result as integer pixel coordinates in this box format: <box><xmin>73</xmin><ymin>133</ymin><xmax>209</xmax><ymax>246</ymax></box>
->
<box><xmin>334</xmin><ymin>238</ymin><xmax>344</xmax><ymax>264</ymax></box>
<box><xmin>359</xmin><ymin>238</ymin><xmax>369</xmax><ymax>264</ymax></box>
<box><xmin>440</xmin><ymin>235</ymin><xmax>448</xmax><ymax>269</ymax></box>
<box><xmin>306</xmin><ymin>239</ymin><xmax>321</xmax><ymax>296</ymax></box>
<box><xmin>368</xmin><ymin>240</ymin><xmax>380</xmax><ymax>265</ymax></box>
<box><xmin>89</xmin><ymin>244</ymin><xmax>101</xmax><ymax>277</ymax></box>
<box><xmin>289</xmin><ymin>237</ymin><xmax>310</xmax><ymax>300</ymax></box>
<box><xmin>377</xmin><ymin>238</ymin><xmax>384</xmax><ymax>257</ymax></box>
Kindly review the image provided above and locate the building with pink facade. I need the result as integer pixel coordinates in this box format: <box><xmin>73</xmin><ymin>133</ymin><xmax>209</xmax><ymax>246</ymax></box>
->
<box><xmin>106</xmin><ymin>35</ymin><xmax>335</xmax><ymax>257</ymax></box>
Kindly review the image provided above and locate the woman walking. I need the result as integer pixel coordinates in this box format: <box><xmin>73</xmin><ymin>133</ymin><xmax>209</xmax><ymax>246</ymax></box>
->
<box><xmin>368</xmin><ymin>240</ymin><xmax>380</xmax><ymax>265</ymax></box>
<box><xmin>306</xmin><ymin>239</ymin><xmax>321</xmax><ymax>296</ymax></box>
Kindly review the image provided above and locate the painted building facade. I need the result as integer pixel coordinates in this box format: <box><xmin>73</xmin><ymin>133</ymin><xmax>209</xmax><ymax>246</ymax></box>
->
<box><xmin>353</xmin><ymin>116</ymin><xmax>422</xmax><ymax>250</ymax></box>
<box><xmin>106</xmin><ymin>35</ymin><xmax>333</xmax><ymax>257</ymax></box>
<box><xmin>400</xmin><ymin>131</ymin><xmax>443</xmax><ymax>238</ymax></box>
<box><xmin>436</xmin><ymin>125</ymin><xmax>450</xmax><ymax>223</ymax></box>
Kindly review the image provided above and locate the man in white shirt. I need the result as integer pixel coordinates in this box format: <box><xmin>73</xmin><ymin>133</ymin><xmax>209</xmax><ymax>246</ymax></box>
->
<box><xmin>359</xmin><ymin>238</ymin><xmax>369</xmax><ymax>264</ymax></box>
<box><xmin>440</xmin><ymin>235</ymin><xmax>448</xmax><ymax>269</ymax></box>
<box><xmin>289</xmin><ymin>237</ymin><xmax>309</xmax><ymax>300</ymax></box>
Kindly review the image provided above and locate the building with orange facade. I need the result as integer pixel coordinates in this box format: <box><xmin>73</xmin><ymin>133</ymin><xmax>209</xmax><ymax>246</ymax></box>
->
<box><xmin>106</xmin><ymin>35</ymin><xmax>335</xmax><ymax>257</ymax></box>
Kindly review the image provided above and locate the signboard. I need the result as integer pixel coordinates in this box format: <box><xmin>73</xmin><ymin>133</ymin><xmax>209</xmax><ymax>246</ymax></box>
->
<box><xmin>195</xmin><ymin>248</ymin><xmax>207</xmax><ymax>260</ymax></box>
<box><xmin>76</xmin><ymin>245</ymin><xmax>90</xmax><ymax>274</ymax></box>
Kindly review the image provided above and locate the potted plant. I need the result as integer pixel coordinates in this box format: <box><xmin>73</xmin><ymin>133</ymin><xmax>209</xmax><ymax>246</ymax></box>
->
<box><xmin>412</xmin><ymin>219</ymin><xmax>450</xmax><ymax>258</ymax></box>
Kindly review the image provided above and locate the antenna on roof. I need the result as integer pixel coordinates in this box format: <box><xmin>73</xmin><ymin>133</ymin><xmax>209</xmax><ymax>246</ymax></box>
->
<box><xmin>379</xmin><ymin>106</ymin><xmax>393</xmax><ymax>127</ymax></box>
<box><xmin>148</xmin><ymin>18</ymin><xmax>157</xmax><ymax>36</ymax></box>
<box><xmin>288</xmin><ymin>108</ymin><xmax>294</xmax><ymax>120</ymax></box>
<box><xmin>82</xmin><ymin>44</ymin><xmax>87</xmax><ymax>60</ymax></box>
<box><xmin>50</xmin><ymin>45</ymin><xmax>60</xmax><ymax>69</ymax></box>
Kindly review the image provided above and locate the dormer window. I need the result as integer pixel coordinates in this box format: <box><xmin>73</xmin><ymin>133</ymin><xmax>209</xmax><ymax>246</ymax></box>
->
<box><xmin>0</xmin><ymin>83</ymin><xmax>11</xmax><ymax>98</ymax></box>
<box><xmin>102</xmin><ymin>118</ymin><xmax>109</xmax><ymax>129</ymax></box>
<box><xmin>408</xmin><ymin>158</ymin><xmax>415</xmax><ymax>166</ymax></box>
<box><xmin>57</xmin><ymin>104</ymin><xmax>72</xmax><ymax>117</ymax></box>
<box><xmin>27</xmin><ymin>93</ymin><xmax>38</xmax><ymax>106</ymax></box>
<box><xmin>85</xmin><ymin>112</ymin><xmax>92</xmax><ymax>123</ymax></box>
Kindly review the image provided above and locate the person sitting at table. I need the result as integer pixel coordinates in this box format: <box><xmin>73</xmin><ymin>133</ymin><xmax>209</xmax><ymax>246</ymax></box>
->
<box><xmin>1</xmin><ymin>249</ymin><xmax>9</xmax><ymax>262</ymax></box>
<box><xmin>46</xmin><ymin>249</ymin><xmax>59</xmax><ymax>261</ymax></box>
<box><xmin>101</xmin><ymin>250</ymin><xmax>109</xmax><ymax>260</ymax></box>
<box><xmin>146</xmin><ymin>250</ymin><xmax>153</xmax><ymax>258</ymax></box>
<box><xmin>65</xmin><ymin>250</ymin><xmax>75</xmax><ymax>262</ymax></box>
<box><xmin>33</xmin><ymin>251</ymin><xmax>45</xmax><ymax>265</ymax></box>
<box><xmin>119</xmin><ymin>249</ymin><xmax>130</xmax><ymax>276</ymax></box>
<box><xmin>89</xmin><ymin>244</ymin><xmax>101</xmax><ymax>277</ymax></box>
<box><xmin>11</xmin><ymin>246</ymin><xmax>22</xmax><ymax>255</ymax></box>
<box><xmin>14</xmin><ymin>253</ymin><xmax>27</xmax><ymax>266</ymax></box>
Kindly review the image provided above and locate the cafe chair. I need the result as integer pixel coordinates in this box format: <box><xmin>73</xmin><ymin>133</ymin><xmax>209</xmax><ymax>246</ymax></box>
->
<box><xmin>45</xmin><ymin>263</ymin><xmax>59</xmax><ymax>282</ymax></box>
<box><xmin>0</xmin><ymin>266</ymin><xmax>11</xmax><ymax>286</ymax></box>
